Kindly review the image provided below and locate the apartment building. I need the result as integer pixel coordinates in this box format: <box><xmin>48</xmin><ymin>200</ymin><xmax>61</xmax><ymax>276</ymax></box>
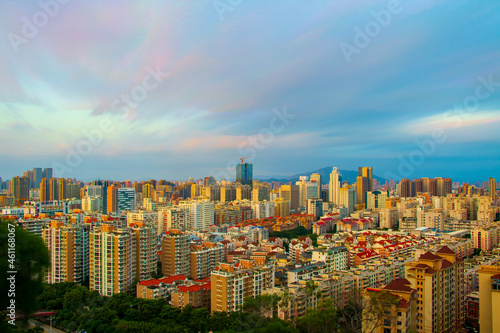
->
<box><xmin>210</xmin><ymin>259</ymin><xmax>275</xmax><ymax>313</ymax></box>
<box><xmin>190</xmin><ymin>241</ymin><xmax>225</xmax><ymax>279</ymax></box>
<box><xmin>89</xmin><ymin>224</ymin><xmax>136</xmax><ymax>296</ymax></box>
<box><xmin>161</xmin><ymin>229</ymin><xmax>190</xmax><ymax>277</ymax></box>
<box><xmin>405</xmin><ymin>246</ymin><xmax>465</xmax><ymax>332</ymax></box>
<box><xmin>477</xmin><ymin>265</ymin><xmax>500</xmax><ymax>333</ymax></box>
<box><xmin>43</xmin><ymin>221</ymin><xmax>89</xmax><ymax>284</ymax></box>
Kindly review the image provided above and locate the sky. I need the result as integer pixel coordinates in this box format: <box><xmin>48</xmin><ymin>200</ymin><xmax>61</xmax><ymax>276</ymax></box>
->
<box><xmin>0</xmin><ymin>0</ymin><xmax>499</xmax><ymax>183</ymax></box>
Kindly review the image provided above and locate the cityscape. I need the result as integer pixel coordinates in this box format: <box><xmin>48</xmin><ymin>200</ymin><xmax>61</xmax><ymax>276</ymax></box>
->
<box><xmin>1</xmin><ymin>164</ymin><xmax>499</xmax><ymax>332</ymax></box>
<box><xmin>1</xmin><ymin>1</ymin><xmax>500</xmax><ymax>333</ymax></box>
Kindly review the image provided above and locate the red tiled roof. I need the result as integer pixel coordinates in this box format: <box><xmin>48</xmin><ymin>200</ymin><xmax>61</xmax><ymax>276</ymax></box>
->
<box><xmin>441</xmin><ymin>259</ymin><xmax>453</xmax><ymax>269</ymax></box>
<box><xmin>397</xmin><ymin>298</ymin><xmax>411</xmax><ymax>309</ymax></box>
<box><xmin>383</xmin><ymin>278</ymin><xmax>414</xmax><ymax>293</ymax></box>
<box><xmin>409</xmin><ymin>263</ymin><xmax>436</xmax><ymax>274</ymax></box>
<box><xmin>436</xmin><ymin>246</ymin><xmax>455</xmax><ymax>255</ymax></box>
<box><xmin>419</xmin><ymin>251</ymin><xmax>442</xmax><ymax>260</ymax></box>
<box><xmin>177</xmin><ymin>283</ymin><xmax>211</xmax><ymax>293</ymax></box>
<box><xmin>138</xmin><ymin>274</ymin><xmax>186</xmax><ymax>286</ymax></box>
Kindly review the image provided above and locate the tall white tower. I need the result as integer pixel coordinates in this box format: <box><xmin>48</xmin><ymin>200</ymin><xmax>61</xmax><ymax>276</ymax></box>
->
<box><xmin>329</xmin><ymin>167</ymin><xmax>342</xmax><ymax>206</ymax></box>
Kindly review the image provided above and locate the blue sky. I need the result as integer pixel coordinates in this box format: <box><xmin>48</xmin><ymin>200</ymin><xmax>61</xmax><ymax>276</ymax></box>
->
<box><xmin>0</xmin><ymin>0</ymin><xmax>499</xmax><ymax>182</ymax></box>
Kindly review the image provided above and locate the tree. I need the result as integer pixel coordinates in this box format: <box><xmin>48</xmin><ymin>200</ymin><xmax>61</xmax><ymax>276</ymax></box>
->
<box><xmin>296</xmin><ymin>299</ymin><xmax>337</xmax><ymax>333</ymax></box>
<box><xmin>361</xmin><ymin>290</ymin><xmax>399</xmax><ymax>333</ymax></box>
<box><xmin>0</xmin><ymin>220</ymin><xmax>49</xmax><ymax>315</ymax></box>
<box><xmin>243</xmin><ymin>294</ymin><xmax>280</xmax><ymax>319</ymax></box>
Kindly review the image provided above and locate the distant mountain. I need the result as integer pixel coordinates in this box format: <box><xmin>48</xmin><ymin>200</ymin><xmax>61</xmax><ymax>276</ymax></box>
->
<box><xmin>260</xmin><ymin>166</ymin><xmax>387</xmax><ymax>185</ymax></box>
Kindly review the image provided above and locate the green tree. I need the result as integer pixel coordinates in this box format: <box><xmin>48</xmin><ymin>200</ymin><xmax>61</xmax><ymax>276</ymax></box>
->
<box><xmin>296</xmin><ymin>298</ymin><xmax>337</xmax><ymax>333</ymax></box>
<box><xmin>0</xmin><ymin>221</ymin><xmax>50</xmax><ymax>315</ymax></box>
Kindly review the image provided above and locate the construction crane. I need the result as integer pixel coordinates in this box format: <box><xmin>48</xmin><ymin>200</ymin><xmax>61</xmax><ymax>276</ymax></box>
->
<box><xmin>240</xmin><ymin>157</ymin><xmax>251</xmax><ymax>164</ymax></box>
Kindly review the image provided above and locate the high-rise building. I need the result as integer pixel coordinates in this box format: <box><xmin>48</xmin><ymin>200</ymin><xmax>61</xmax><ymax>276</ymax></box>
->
<box><xmin>42</xmin><ymin>168</ymin><xmax>53</xmax><ymax>180</ymax></box>
<box><xmin>443</xmin><ymin>178</ymin><xmax>452</xmax><ymax>196</ymax></box>
<box><xmin>489</xmin><ymin>177</ymin><xmax>496</xmax><ymax>201</ymax></box>
<box><xmin>329</xmin><ymin>167</ymin><xmax>342</xmax><ymax>206</ymax></box>
<box><xmin>307</xmin><ymin>198</ymin><xmax>323</xmax><ymax>219</ymax></box>
<box><xmin>236</xmin><ymin>163</ymin><xmax>253</xmax><ymax>186</ymax></box>
<box><xmin>358</xmin><ymin>167</ymin><xmax>373</xmax><ymax>191</ymax></box>
<box><xmin>43</xmin><ymin>221</ymin><xmax>89</xmax><ymax>284</ymax></box>
<box><xmin>410</xmin><ymin>178</ymin><xmax>422</xmax><ymax>197</ymax></box>
<box><xmin>33</xmin><ymin>168</ymin><xmax>42</xmax><ymax>188</ymax></box>
<box><xmin>190</xmin><ymin>242</ymin><xmax>225</xmax><ymax>279</ymax></box>
<box><xmin>40</xmin><ymin>178</ymin><xmax>50</xmax><ymax>202</ymax></box>
<box><xmin>310</xmin><ymin>173</ymin><xmax>322</xmax><ymax>199</ymax></box>
<box><xmin>131</xmin><ymin>222</ymin><xmax>156</xmax><ymax>281</ymax></box>
<box><xmin>235</xmin><ymin>184</ymin><xmax>252</xmax><ymax>200</ymax></box>
<box><xmin>118</xmin><ymin>188</ymin><xmax>136</xmax><ymax>212</ymax></box>
<box><xmin>9</xmin><ymin>176</ymin><xmax>30</xmax><ymax>206</ymax></box>
<box><xmin>107</xmin><ymin>185</ymin><xmax>119</xmax><ymax>213</ymax></box>
<box><xmin>179</xmin><ymin>198</ymin><xmax>214</xmax><ymax>231</ymax></box>
<box><xmin>405</xmin><ymin>246</ymin><xmax>465</xmax><ymax>332</ymax></box>
<box><xmin>273</xmin><ymin>197</ymin><xmax>290</xmax><ymax>217</ymax></box>
<box><xmin>93</xmin><ymin>180</ymin><xmax>110</xmax><ymax>213</ymax></box>
<box><xmin>161</xmin><ymin>229</ymin><xmax>190</xmax><ymax>277</ymax></box>
<box><xmin>366</xmin><ymin>190</ymin><xmax>388</xmax><ymax>211</ymax></box>
<box><xmin>279</xmin><ymin>185</ymin><xmax>299</xmax><ymax>212</ymax></box>
<box><xmin>49</xmin><ymin>178</ymin><xmax>58</xmax><ymax>201</ymax></box>
<box><xmin>57</xmin><ymin>178</ymin><xmax>67</xmax><ymax>200</ymax></box>
<box><xmin>477</xmin><ymin>265</ymin><xmax>500</xmax><ymax>333</ymax></box>
<box><xmin>400</xmin><ymin>178</ymin><xmax>411</xmax><ymax>198</ymax></box>
<box><xmin>89</xmin><ymin>225</ymin><xmax>136</xmax><ymax>296</ymax></box>
<box><xmin>210</xmin><ymin>260</ymin><xmax>275</xmax><ymax>313</ymax></box>
<box><xmin>339</xmin><ymin>185</ymin><xmax>356</xmax><ymax>215</ymax></box>
<box><xmin>252</xmin><ymin>182</ymin><xmax>270</xmax><ymax>202</ymax></box>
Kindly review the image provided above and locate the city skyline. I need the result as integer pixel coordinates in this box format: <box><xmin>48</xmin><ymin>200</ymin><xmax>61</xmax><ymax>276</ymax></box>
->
<box><xmin>1</xmin><ymin>1</ymin><xmax>500</xmax><ymax>182</ymax></box>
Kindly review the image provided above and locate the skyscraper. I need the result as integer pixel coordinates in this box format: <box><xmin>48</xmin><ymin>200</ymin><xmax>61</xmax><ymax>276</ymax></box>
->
<box><xmin>356</xmin><ymin>167</ymin><xmax>373</xmax><ymax>207</ymax></box>
<box><xmin>33</xmin><ymin>168</ymin><xmax>42</xmax><ymax>188</ymax></box>
<box><xmin>42</xmin><ymin>168</ymin><xmax>53</xmax><ymax>180</ymax></box>
<box><xmin>358</xmin><ymin>167</ymin><xmax>373</xmax><ymax>191</ymax></box>
<box><xmin>107</xmin><ymin>185</ymin><xmax>119</xmax><ymax>213</ymax></box>
<box><xmin>40</xmin><ymin>178</ymin><xmax>50</xmax><ymax>202</ymax></box>
<box><xmin>401</xmin><ymin>178</ymin><xmax>411</xmax><ymax>198</ymax></box>
<box><xmin>118</xmin><ymin>188</ymin><xmax>136</xmax><ymax>212</ymax></box>
<box><xmin>279</xmin><ymin>184</ymin><xmax>299</xmax><ymax>212</ymax></box>
<box><xmin>489</xmin><ymin>177</ymin><xmax>496</xmax><ymax>201</ymax></box>
<box><xmin>310</xmin><ymin>173</ymin><xmax>322</xmax><ymax>199</ymax></box>
<box><xmin>328</xmin><ymin>167</ymin><xmax>342</xmax><ymax>206</ymax></box>
<box><xmin>236</xmin><ymin>163</ymin><xmax>253</xmax><ymax>186</ymax></box>
<box><xmin>9</xmin><ymin>176</ymin><xmax>30</xmax><ymax>206</ymax></box>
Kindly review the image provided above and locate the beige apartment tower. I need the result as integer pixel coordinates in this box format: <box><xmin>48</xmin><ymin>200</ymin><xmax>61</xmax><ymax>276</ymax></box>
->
<box><xmin>161</xmin><ymin>229</ymin><xmax>190</xmax><ymax>277</ymax></box>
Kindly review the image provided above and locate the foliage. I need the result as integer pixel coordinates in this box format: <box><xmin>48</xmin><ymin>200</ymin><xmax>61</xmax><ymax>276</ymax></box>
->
<box><xmin>269</xmin><ymin>226</ymin><xmax>309</xmax><ymax>240</ymax></box>
<box><xmin>0</xmin><ymin>220</ymin><xmax>50</xmax><ymax>314</ymax></box>
<box><xmin>307</xmin><ymin>234</ymin><xmax>318</xmax><ymax>247</ymax></box>
<box><xmin>34</xmin><ymin>282</ymin><xmax>296</xmax><ymax>332</ymax></box>
<box><xmin>296</xmin><ymin>299</ymin><xmax>337</xmax><ymax>333</ymax></box>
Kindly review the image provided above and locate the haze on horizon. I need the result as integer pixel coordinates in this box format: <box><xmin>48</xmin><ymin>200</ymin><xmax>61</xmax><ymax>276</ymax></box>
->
<box><xmin>0</xmin><ymin>0</ymin><xmax>499</xmax><ymax>183</ymax></box>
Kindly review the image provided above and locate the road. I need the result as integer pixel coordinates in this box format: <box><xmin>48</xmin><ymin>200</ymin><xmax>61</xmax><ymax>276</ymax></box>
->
<box><xmin>28</xmin><ymin>319</ymin><xmax>67</xmax><ymax>333</ymax></box>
